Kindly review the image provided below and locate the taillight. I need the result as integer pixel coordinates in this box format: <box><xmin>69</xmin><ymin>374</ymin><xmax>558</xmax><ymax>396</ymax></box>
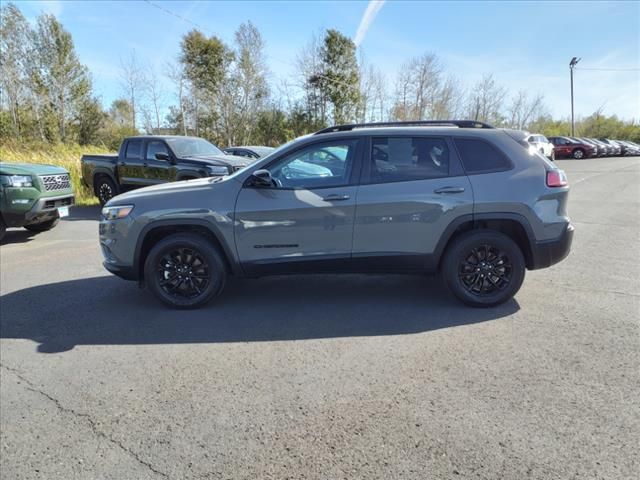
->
<box><xmin>546</xmin><ymin>169</ymin><xmax>568</xmax><ymax>187</ymax></box>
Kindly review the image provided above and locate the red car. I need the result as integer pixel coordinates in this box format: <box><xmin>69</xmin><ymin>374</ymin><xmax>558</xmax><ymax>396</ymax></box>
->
<box><xmin>548</xmin><ymin>136</ymin><xmax>597</xmax><ymax>159</ymax></box>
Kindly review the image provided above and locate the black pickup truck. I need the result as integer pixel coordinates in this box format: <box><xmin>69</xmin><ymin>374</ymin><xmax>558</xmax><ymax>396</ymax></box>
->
<box><xmin>81</xmin><ymin>135</ymin><xmax>255</xmax><ymax>205</ymax></box>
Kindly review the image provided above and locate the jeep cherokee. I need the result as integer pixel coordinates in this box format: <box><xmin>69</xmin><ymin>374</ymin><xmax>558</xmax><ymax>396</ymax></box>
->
<box><xmin>98</xmin><ymin>120</ymin><xmax>573</xmax><ymax>308</ymax></box>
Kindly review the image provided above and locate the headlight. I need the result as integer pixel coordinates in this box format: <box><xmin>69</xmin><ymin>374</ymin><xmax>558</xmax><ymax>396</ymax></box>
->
<box><xmin>101</xmin><ymin>205</ymin><xmax>134</xmax><ymax>220</ymax></box>
<box><xmin>206</xmin><ymin>165</ymin><xmax>231</xmax><ymax>176</ymax></box>
<box><xmin>1</xmin><ymin>175</ymin><xmax>33</xmax><ymax>187</ymax></box>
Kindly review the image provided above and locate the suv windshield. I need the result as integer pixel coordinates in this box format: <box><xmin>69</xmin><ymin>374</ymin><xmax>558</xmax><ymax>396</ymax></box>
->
<box><xmin>165</xmin><ymin>138</ymin><xmax>224</xmax><ymax>157</ymax></box>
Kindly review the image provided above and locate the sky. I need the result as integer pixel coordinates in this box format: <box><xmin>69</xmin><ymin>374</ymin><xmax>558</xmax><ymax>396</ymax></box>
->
<box><xmin>15</xmin><ymin>0</ymin><xmax>640</xmax><ymax>121</ymax></box>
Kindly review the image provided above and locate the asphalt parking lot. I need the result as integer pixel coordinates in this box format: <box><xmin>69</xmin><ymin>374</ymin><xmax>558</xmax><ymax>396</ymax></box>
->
<box><xmin>1</xmin><ymin>157</ymin><xmax>638</xmax><ymax>479</ymax></box>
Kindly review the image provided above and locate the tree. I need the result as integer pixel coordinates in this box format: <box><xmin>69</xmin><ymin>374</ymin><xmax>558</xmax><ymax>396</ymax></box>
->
<box><xmin>466</xmin><ymin>74</ymin><xmax>506</xmax><ymax>126</ymax></box>
<box><xmin>317</xmin><ymin>29</ymin><xmax>360</xmax><ymax>124</ymax></box>
<box><xmin>507</xmin><ymin>90</ymin><xmax>545</xmax><ymax>130</ymax></box>
<box><xmin>76</xmin><ymin>96</ymin><xmax>105</xmax><ymax>145</ymax></box>
<box><xmin>232</xmin><ymin>21</ymin><xmax>269</xmax><ymax>145</ymax></box>
<box><xmin>119</xmin><ymin>51</ymin><xmax>144</xmax><ymax>130</ymax></box>
<box><xmin>0</xmin><ymin>3</ymin><xmax>31</xmax><ymax>138</ymax></box>
<box><xmin>32</xmin><ymin>13</ymin><xmax>92</xmax><ymax>141</ymax></box>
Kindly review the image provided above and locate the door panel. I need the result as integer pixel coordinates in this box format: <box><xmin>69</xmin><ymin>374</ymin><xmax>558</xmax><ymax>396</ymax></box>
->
<box><xmin>234</xmin><ymin>186</ymin><xmax>358</xmax><ymax>274</ymax></box>
<box><xmin>117</xmin><ymin>139</ymin><xmax>146</xmax><ymax>188</ymax></box>
<box><xmin>352</xmin><ymin>175</ymin><xmax>473</xmax><ymax>270</ymax></box>
<box><xmin>144</xmin><ymin>140</ymin><xmax>174</xmax><ymax>184</ymax></box>
<box><xmin>352</xmin><ymin>135</ymin><xmax>473</xmax><ymax>272</ymax></box>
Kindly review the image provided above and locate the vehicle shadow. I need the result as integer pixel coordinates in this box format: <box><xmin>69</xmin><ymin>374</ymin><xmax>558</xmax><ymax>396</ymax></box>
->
<box><xmin>0</xmin><ymin>229</ymin><xmax>38</xmax><ymax>245</ymax></box>
<box><xmin>0</xmin><ymin>274</ymin><xmax>520</xmax><ymax>354</ymax></box>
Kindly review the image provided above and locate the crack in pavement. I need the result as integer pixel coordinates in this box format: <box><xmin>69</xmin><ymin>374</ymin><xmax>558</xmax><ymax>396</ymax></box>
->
<box><xmin>0</xmin><ymin>364</ymin><xmax>169</xmax><ymax>479</ymax></box>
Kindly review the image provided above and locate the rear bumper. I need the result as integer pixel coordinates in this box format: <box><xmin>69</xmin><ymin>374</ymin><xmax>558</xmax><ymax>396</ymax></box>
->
<box><xmin>529</xmin><ymin>223</ymin><xmax>574</xmax><ymax>270</ymax></box>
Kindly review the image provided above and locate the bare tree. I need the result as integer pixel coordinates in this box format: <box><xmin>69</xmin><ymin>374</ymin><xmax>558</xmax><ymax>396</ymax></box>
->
<box><xmin>120</xmin><ymin>50</ymin><xmax>144</xmax><ymax>130</ymax></box>
<box><xmin>141</xmin><ymin>64</ymin><xmax>164</xmax><ymax>133</ymax></box>
<box><xmin>466</xmin><ymin>74</ymin><xmax>507</xmax><ymax>125</ymax></box>
<box><xmin>166</xmin><ymin>62</ymin><xmax>188</xmax><ymax>135</ymax></box>
<box><xmin>507</xmin><ymin>90</ymin><xmax>545</xmax><ymax>130</ymax></box>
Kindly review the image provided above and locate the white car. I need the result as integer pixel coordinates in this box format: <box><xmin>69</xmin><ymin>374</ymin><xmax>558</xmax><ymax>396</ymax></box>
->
<box><xmin>526</xmin><ymin>134</ymin><xmax>555</xmax><ymax>160</ymax></box>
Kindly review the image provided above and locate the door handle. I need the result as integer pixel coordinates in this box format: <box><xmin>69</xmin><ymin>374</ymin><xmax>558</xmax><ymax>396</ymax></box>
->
<box><xmin>322</xmin><ymin>194</ymin><xmax>350</xmax><ymax>201</ymax></box>
<box><xmin>434</xmin><ymin>186</ymin><xmax>465</xmax><ymax>194</ymax></box>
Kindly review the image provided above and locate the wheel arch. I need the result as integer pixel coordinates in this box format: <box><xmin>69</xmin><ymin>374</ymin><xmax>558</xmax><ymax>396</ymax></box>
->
<box><xmin>134</xmin><ymin>219</ymin><xmax>240</xmax><ymax>281</ymax></box>
<box><xmin>435</xmin><ymin>213</ymin><xmax>536</xmax><ymax>270</ymax></box>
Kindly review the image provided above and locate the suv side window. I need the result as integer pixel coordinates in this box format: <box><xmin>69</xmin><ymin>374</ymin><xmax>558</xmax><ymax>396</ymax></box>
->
<box><xmin>454</xmin><ymin>138</ymin><xmax>510</xmax><ymax>174</ymax></box>
<box><xmin>125</xmin><ymin>140</ymin><xmax>142</xmax><ymax>159</ymax></box>
<box><xmin>267</xmin><ymin>139</ymin><xmax>358</xmax><ymax>189</ymax></box>
<box><xmin>146</xmin><ymin>140</ymin><xmax>169</xmax><ymax>161</ymax></box>
<box><xmin>368</xmin><ymin>136</ymin><xmax>449</xmax><ymax>183</ymax></box>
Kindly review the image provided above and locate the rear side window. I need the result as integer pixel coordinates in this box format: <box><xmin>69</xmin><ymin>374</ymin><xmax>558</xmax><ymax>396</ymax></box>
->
<box><xmin>125</xmin><ymin>140</ymin><xmax>142</xmax><ymax>159</ymax></box>
<box><xmin>454</xmin><ymin>138</ymin><xmax>510</xmax><ymax>174</ymax></box>
<box><xmin>369</xmin><ymin>137</ymin><xmax>449</xmax><ymax>183</ymax></box>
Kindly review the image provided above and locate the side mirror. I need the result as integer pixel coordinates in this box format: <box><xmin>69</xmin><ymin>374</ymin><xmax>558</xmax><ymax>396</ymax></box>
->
<box><xmin>155</xmin><ymin>152</ymin><xmax>170</xmax><ymax>161</ymax></box>
<box><xmin>250</xmin><ymin>169</ymin><xmax>273</xmax><ymax>187</ymax></box>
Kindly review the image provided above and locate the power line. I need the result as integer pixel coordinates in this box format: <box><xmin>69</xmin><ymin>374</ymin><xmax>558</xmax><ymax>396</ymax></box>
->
<box><xmin>576</xmin><ymin>67</ymin><xmax>640</xmax><ymax>72</ymax></box>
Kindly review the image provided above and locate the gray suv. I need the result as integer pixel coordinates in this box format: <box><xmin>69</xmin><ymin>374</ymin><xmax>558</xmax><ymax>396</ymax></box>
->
<box><xmin>99</xmin><ymin>121</ymin><xmax>573</xmax><ymax>308</ymax></box>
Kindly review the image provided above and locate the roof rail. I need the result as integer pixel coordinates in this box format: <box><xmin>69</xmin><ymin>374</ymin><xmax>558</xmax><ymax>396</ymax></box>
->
<box><xmin>314</xmin><ymin>120</ymin><xmax>494</xmax><ymax>135</ymax></box>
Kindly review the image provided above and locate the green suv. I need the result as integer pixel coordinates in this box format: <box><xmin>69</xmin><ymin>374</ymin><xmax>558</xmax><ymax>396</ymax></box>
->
<box><xmin>0</xmin><ymin>162</ymin><xmax>75</xmax><ymax>241</ymax></box>
<box><xmin>99</xmin><ymin>121</ymin><xmax>573</xmax><ymax>309</ymax></box>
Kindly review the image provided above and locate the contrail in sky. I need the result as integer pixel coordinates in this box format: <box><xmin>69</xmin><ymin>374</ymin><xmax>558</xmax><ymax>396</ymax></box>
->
<box><xmin>354</xmin><ymin>0</ymin><xmax>386</xmax><ymax>47</ymax></box>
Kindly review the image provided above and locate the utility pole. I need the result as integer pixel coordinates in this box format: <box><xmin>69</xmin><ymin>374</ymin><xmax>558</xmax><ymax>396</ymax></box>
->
<box><xmin>569</xmin><ymin>57</ymin><xmax>581</xmax><ymax>136</ymax></box>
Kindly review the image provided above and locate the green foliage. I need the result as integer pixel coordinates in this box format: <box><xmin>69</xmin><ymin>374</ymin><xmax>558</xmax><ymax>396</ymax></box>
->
<box><xmin>530</xmin><ymin>113</ymin><xmax>640</xmax><ymax>142</ymax></box>
<box><xmin>180</xmin><ymin>30</ymin><xmax>233</xmax><ymax>95</ymax></box>
<box><xmin>316</xmin><ymin>29</ymin><xmax>360</xmax><ymax>124</ymax></box>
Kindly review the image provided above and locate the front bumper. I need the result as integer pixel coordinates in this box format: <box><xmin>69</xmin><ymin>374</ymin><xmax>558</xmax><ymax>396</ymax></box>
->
<box><xmin>103</xmin><ymin>261</ymin><xmax>138</xmax><ymax>281</ymax></box>
<box><xmin>2</xmin><ymin>191</ymin><xmax>75</xmax><ymax>227</ymax></box>
<box><xmin>529</xmin><ymin>223</ymin><xmax>574</xmax><ymax>270</ymax></box>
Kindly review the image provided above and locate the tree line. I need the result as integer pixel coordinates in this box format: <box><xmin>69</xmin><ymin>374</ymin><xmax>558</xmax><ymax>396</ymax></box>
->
<box><xmin>1</xmin><ymin>2</ymin><xmax>638</xmax><ymax>150</ymax></box>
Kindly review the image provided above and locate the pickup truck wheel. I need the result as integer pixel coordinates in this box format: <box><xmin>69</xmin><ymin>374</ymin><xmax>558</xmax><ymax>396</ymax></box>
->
<box><xmin>96</xmin><ymin>176</ymin><xmax>117</xmax><ymax>206</ymax></box>
<box><xmin>442</xmin><ymin>230</ymin><xmax>525</xmax><ymax>307</ymax></box>
<box><xmin>144</xmin><ymin>233</ymin><xmax>226</xmax><ymax>309</ymax></box>
<box><xmin>24</xmin><ymin>216</ymin><xmax>60</xmax><ymax>232</ymax></box>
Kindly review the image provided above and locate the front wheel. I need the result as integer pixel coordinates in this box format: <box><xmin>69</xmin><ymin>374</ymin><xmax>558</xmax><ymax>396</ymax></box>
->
<box><xmin>95</xmin><ymin>176</ymin><xmax>117</xmax><ymax>206</ymax></box>
<box><xmin>144</xmin><ymin>233</ymin><xmax>227</xmax><ymax>309</ymax></box>
<box><xmin>24</xmin><ymin>216</ymin><xmax>60</xmax><ymax>232</ymax></box>
<box><xmin>572</xmin><ymin>148</ymin><xmax>585</xmax><ymax>159</ymax></box>
<box><xmin>442</xmin><ymin>230</ymin><xmax>526</xmax><ymax>307</ymax></box>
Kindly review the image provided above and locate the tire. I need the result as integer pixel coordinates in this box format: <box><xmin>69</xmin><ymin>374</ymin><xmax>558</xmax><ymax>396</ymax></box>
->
<box><xmin>144</xmin><ymin>233</ymin><xmax>227</xmax><ymax>309</ymax></box>
<box><xmin>572</xmin><ymin>148</ymin><xmax>585</xmax><ymax>159</ymax></box>
<box><xmin>24</xmin><ymin>215</ymin><xmax>60</xmax><ymax>232</ymax></box>
<box><xmin>0</xmin><ymin>216</ymin><xmax>6</xmax><ymax>242</ymax></box>
<box><xmin>95</xmin><ymin>175</ymin><xmax>118</xmax><ymax>206</ymax></box>
<box><xmin>550</xmin><ymin>150</ymin><xmax>556</xmax><ymax>161</ymax></box>
<box><xmin>442</xmin><ymin>230</ymin><xmax>526</xmax><ymax>307</ymax></box>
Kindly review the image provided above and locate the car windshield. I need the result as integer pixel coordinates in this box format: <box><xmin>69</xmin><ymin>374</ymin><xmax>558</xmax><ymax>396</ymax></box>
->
<box><xmin>249</xmin><ymin>146</ymin><xmax>275</xmax><ymax>157</ymax></box>
<box><xmin>165</xmin><ymin>138</ymin><xmax>224</xmax><ymax>157</ymax></box>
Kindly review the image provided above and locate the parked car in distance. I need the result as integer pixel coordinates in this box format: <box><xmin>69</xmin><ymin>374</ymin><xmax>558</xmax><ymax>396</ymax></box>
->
<box><xmin>599</xmin><ymin>139</ymin><xmax>622</xmax><ymax>156</ymax></box>
<box><xmin>81</xmin><ymin>136</ymin><xmax>257</xmax><ymax>205</ymax></box>
<box><xmin>98</xmin><ymin>120</ymin><xmax>573</xmax><ymax>309</ymax></box>
<box><xmin>618</xmin><ymin>140</ymin><xmax>640</xmax><ymax>155</ymax></box>
<box><xmin>526</xmin><ymin>134</ymin><xmax>555</xmax><ymax>160</ymax></box>
<box><xmin>223</xmin><ymin>146</ymin><xmax>275</xmax><ymax>159</ymax></box>
<box><xmin>575</xmin><ymin>138</ymin><xmax>605</xmax><ymax>157</ymax></box>
<box><xmin>548</xmin><ymin>136</ymin><xmax>596</xmax><ymax>159</ymax></box>
<box><xmin>589</xmin><ymin>138</ymin><xmax>612</xmax><ymax>157</ymax></box>
<box><xmin>0</xmin><ymin>162</ymin><xmax>74</xmax><ymax>241</ymax></box>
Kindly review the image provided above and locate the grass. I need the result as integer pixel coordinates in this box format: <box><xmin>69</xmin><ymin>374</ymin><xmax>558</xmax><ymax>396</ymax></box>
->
<box><xmin>0</xmin><ymin>142</ymin><xmax>112</xmax><ymax>206</ymax></box>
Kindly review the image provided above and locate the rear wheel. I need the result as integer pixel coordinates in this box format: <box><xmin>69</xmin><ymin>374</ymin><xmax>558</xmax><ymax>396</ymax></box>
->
<box><xmin>24</xmin><ymin>215</ymin><xmax>60</xmax><ymax>232</ymax></box>
<box><xmin>442</xmin><ymin>230</ymin><xmax>525</xmax><ymax>307</ymax></box>
<box><xmin>95</xmin><ymin>176</ymin><xmax>117</xmax><ymax>206</ymax></box>
<box><xmin>144</xmin><ymin>233</ymin><xmax>227</xmax><ymax>309</ymax></box>
<box><xmin>572</xmin><ymin>148</ymin><xmax>585</xmax><ymax>159</ymax></box>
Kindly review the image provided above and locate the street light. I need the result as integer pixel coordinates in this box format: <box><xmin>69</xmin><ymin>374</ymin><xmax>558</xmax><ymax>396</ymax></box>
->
<box><xmin>569</xmin><ymin>57</ymin><xmax>581</xmax><ymax>136</ymax></box>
